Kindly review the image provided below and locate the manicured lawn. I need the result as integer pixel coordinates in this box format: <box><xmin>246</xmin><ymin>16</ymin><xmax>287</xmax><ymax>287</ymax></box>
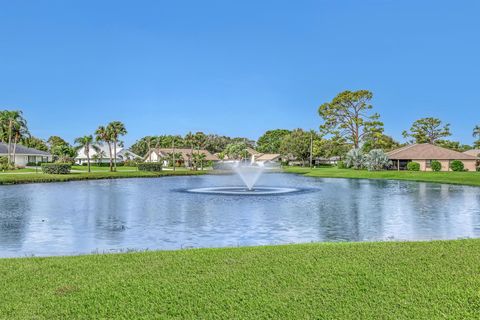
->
<box><xmin>285</xmin><ymin>166</ymin><xmax>480</xmax><ymax>187</ymax></box>
<box><xmin>0</xmin><ymin>170</ymin><xmax>206</xmax><ymax>185</ymax></box>
<box><xmin>1</xmin><ymin>168</ymin><xmax>37</xmax><ymax>173</ymax></box>
<box><xmin>0</xmin><ymin>240</ymin><xmax>479</xmax><ymax>319</ymax></box>
<box><xmin>71</xmin><ymin>165</ymin><xmax>139</xmax><ymax>172</ymax></box>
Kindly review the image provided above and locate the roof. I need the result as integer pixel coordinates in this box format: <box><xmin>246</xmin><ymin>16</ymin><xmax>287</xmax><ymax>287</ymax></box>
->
<box><xmin>75</xmin><ymin>144</ymin><xmax>140</xmax><ymax>159</ymax></box>
<box><xmin>0</xmin><ymin>142</ymin><xmax>51</xmax><ymax>156</ymax></box>
<box><xmin>150</xmin><ymin>148</ymin><xmax>219</xmax><ymax>161</ymax></box>
<box><xmin>255</xmin><ymin>153</ymin><xmax>281</xmax><ymax>161</ymax></box>
<box><xmin>387</xmin><ymin>143</ymin><xmax>477</xmax><ymax>160</ymax></box>
<box><xmin>463</xmin><ymin>149</ymin><xmax>480</xmax><ymax>158</ymax></box>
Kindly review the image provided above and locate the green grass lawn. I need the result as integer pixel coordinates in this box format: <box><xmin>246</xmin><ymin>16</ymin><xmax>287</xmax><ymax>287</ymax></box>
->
<box><xmin>0</xmin><ymin>170</ymin><xmax>206</xmax><ymax>185</ymax></box>
<box><xmin>0</xmin><ymin>240</ymin><xmax>479</xmax><ymax>319</ymax></box>
<box><xmin>71</xmin><ymin>165</ymin><xmax>139</xmax><ymax>172</ymax></box>
<box><xmin>285</xmin><ymin>166</ymin><xmax>480</xmax><ymax>187</ymax></box>
<box><xmin>1</xmin><ymin>168</ymin><xmax>37</xmax><ymax>173</ymax></box>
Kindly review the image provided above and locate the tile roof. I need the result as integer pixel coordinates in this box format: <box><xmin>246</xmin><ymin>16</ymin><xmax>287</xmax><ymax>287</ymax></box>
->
<box><xmin>463</xmin><ymin>149</ymin><xmax>480</xmax><ymax>158</ymax></box>
<box><xmin>387</xmin><ymin>143</ymin><xmax>477</xmax><ymax>160</ymax></box>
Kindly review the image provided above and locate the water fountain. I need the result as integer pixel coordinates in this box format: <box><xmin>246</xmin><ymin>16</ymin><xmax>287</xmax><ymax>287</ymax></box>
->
<box><xmin>187</xmin><ymin>160</ymin><xmax>299</xmax><ymax>195</ymax></box>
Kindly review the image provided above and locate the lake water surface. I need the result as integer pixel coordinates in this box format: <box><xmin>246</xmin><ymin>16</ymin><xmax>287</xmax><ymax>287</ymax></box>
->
<box><xmin>1</xmin><ymin>173</ymin><xmax>479</xmax><ymax>257</ymax></box>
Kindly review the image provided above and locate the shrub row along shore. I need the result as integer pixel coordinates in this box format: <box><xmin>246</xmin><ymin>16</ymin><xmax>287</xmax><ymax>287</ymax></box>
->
<box><xmin>284</xmin><ymin>166</ymin><xmax>480</xmax><ymax>187</ymax></box>
<box><xmin>0</xmin><ymin>170</ymin><xmax>206</xmax><ymax>185</ymax></box>
<box><xmin>2</xmin><ymin>166</ymin><xmax>480</xmax><ymax>186</ymax></box>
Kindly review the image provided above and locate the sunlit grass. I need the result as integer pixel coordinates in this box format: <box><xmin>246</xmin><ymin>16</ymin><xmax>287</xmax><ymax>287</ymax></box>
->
<box><xmin>284</xmin><ymin>166</ymin><xmax>480</xmax><ymax>187</ymax></box>
<box><xmin>0</xmin><ymin>240</ymin><xmax>479</xmax><ymax>319</ymax></box>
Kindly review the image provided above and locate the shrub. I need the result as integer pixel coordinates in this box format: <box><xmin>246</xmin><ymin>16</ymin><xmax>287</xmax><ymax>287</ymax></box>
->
<box><xmin>0</xmin><ymin>156</ymin><xmax>10</xmax><ymax>171</ymax></box>
<box><xmin>27</xmin><ymin>162</ymin><xmax>47</xmax><ymax>166</ymax></box>
<box><xmin>407</xmin><ymin>162</ymin><xmax>420</xmax><ymax>171</ymax></box>
<box><xmin>337</xmin><ymin>161</ymin><xmax>346</xmax><ymax>169</ymax></box>
<box><xmin>41</xmin><ymin>163</ymin><xmax>72</xmax><ymax>174</ymax></box>
<box><xmin>345</xmin><ymin>149</ymin><xmax>365</xmax><ymax>170</ymax></box>
<box><xmin>138</xmin><ymin>163</ymin><xmax>162</xmax><ymax>172</ymax></box>
<box><xmin>450</xmin><ymin>160</ymin><xmax>464</xmax><ymax>172</ymax></box>
<box><xmin>123</xmin><ymin>160</ymin><xmax>139</xmax><ymax>167</ymax></box>
<box><xmin>430</xmin><ymin>160</ymin><xmax>442</xmax><ymax>172</ymax></box>
<box><xmin>90</xmin><ymin>162</ymin><xmax>124</xmax><ymax>167</ymax></box>
<box><xmin>364</xmin><ymin>149</ymin><xmax>390</xmax><ymax>171</ymax></box>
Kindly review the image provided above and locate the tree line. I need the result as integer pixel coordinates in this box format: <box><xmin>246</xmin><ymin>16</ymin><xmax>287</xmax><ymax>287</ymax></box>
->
<box><xmin>2</xmin><ymin>91</ymin><xmax>479</xmax><ymax>170</ymax></box>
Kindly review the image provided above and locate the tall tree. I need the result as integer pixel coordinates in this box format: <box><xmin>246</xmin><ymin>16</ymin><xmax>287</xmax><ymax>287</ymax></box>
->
<box><xmin>106</xmin><ymin>121</ymin><xmax>127</xmax><ymax>172</ymax></box>
<box><xmin>473</xmin><ymin>125</ymin><xmax>480</xmax><ymax>148</ymax></box>
<box><xmin>279</xmin><ymin>129</ymin><xmax>316</xmax><ymax>166</ymax></box>
<box><xmin>0</xmin><ymin>110</ymin><xmax>28</xmax><ymax>166</ymax></box>
<box><xmin>75</xmin><ymin>135</ymin><xmax>94</xmax><ymax>172</ymax></box>
<box><xmin>21</xmin><ymin>136</ymin><xmax>48</xmax><ymax>152</ymax></box>
<box><xmin>318</xmin><ymin>90</ymin><xmax>383</xmax><ymax>149</ymax></box>
<box><xmin>95</xmin><ymin>126</ymin><xmax>113</xmax><ymax>172</ymax></box>
<box><xmin>256</xmin><ymin>129</ymin><xmax>291</xmax><ymax>154</ymax></box>
<box><xmin>402</xmin><ymin>117</ymin><xmax>451</xmax><ymax>144</ymax></box>
<box><xmin>362</xmin><ymin>134</ymin><xmax>401</xmax><ymax>153</ymax></box>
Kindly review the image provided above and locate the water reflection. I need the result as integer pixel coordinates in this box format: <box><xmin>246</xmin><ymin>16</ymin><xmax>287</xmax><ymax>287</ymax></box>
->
<box><xmin>0</xmin><ymin>174</ymin><xmax>479</xmax><ymax>257</ymax></box>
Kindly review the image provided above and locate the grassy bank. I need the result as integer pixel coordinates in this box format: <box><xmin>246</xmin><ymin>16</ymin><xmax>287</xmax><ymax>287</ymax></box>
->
<box><xmin>1</xmin><ymin>240</ymin><xmax>479</xmax><ymax>319</ymax></box>
<box><xmin>0</xmin><ymin>170</ymin><xmax>206</xmax><ymax>185</ymax></box>
<box><xmin>285</xmin><ymin>166</ymin><xmax>480</xmax><ymax>187</ymax></box>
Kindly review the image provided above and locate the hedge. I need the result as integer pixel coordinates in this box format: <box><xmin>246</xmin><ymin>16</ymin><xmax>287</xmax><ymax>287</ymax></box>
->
<box><xmin>450</xmin><ymin>160</ymin><xmax>465</xmax><ymax>172</ymax></box>
<box><xmin>430</xmin><ymin>160</ymin><xmax>442</xmax><ymax>172</ymax></box>
<box><xmin>138</xmin><ymin>163</ymin><xmax>163</xmax><ymax>172</ymax></box>
<box><xmin>407</xmin><ymin>162</ymin><xmax>420</xmax><ymax>171</ymax></box>
<box><xmin>41</xmin><ymin>163</ymin><xmax>72</xmax><ymax>174</ymax></box>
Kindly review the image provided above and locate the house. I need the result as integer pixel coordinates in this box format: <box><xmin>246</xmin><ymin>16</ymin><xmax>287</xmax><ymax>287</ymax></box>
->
<box><xmin>246</xmin><ymin>148</ymin><xmax>281</xmax><ymax>166</ymax></box>
<box><xmin>75</xmin><ymin>144</ymin><xmax>141</xmax><ymax>165</ymax></box>
<box><xmin>0</xmin><ymin>142</ymin><xmax>52</xmax><ymax>166</ymax></box>
<box><xmin>387</xmin><ymin>143</ymin><xmax>477</xmax><ymax>171</ymax></box>
<box><xmin>314</xmin><ymin>156</ymin><xmax>340</xmax><ymax>166</ymax></box>
<box><xmin>144</xmin><ymin>148</ymin><xmax>219</xmax><ymax>167</ymax></box>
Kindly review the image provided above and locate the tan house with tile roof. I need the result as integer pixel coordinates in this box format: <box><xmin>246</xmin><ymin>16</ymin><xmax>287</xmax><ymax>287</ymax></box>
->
<box><xmin>387</xmin><ymin>143</ymin><xmax>477</xmax><ymax>171</ymax></box>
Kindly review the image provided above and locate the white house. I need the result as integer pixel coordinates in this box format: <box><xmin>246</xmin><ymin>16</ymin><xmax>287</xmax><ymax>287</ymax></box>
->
<box><xmin>0</xmin><ymin>142</ymin><xmax>52</xmax><ymax>166</ymax></box>
<box><xmin>75</xmin><ymin>144</ymin><xmax>141</xmax><ymax>165</ymax></box>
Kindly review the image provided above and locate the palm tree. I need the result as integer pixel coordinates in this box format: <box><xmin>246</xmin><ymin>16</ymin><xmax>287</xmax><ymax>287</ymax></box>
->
<box><xmin>11</xmin><ymin>118</ymin><xmax>29</xmax><ymax>165</ymax></box>
<box><xmin>0</xmin><ymin>111</ymin><xmax>28</xmax><ymax>167</ymax></box>
<box><xmin>95</xmin><ymin>126</ymin><xmax>113</xmax><ymax>172</ymax></box>
<box><xmin>75</xmin><ymin>135</ymin><xmax>94</xmax><ymax>172</ymax></box>
<box><xmin>473</xmin><ymin>125</ymin><xmax>480</xmax><ymax>140</ymax></box>
<box><xmin>106</xmin><ymin>121</ymin><xmax>127</xmax><ymax>172</ymax></box>
<box><xmin>184</xmin><ymin>132</ymin><xmax>195</xmax><ymax>169</ymax></box>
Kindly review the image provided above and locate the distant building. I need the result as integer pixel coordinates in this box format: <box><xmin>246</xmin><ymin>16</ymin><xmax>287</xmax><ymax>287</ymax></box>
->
<box><xmin>246</xmin><ymin>148</ymin><xmax>281</xmax><ymax>166</ymax></box>
<box><xmin>0</xmin><ymin>142</ymin><xmax>52</xmax><ymax>166</ymax></box>
<box><xmin>145</xmin><ymin>148</ymin><xmax>219</xmax><ymax>167</ymax></box>
<box><xmin>387</xmin><ymin>143</ymin><xmax>477</xmax><ymax>171</ymax></box>
<box><xmin>75</xmin><ymin>144</ymin><xmax>141</xmax><ymax>165</ymax></box>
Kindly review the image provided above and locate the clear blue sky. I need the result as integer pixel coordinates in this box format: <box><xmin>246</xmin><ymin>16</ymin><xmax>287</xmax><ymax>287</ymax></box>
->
<box><xmin>0</xmin><ymin>0</ymin><xmax>479</xmax><ymax>146</ymax></box>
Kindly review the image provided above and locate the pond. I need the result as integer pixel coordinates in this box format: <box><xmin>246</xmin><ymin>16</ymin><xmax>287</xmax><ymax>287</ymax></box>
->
<box><xmin>1</xmin><ymin>173</ymin><xmax>479</xmax><ymax>257</ymax></box>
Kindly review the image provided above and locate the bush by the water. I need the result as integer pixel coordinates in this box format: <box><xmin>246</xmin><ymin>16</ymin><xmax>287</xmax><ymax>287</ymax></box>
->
<box><xmin>431</xmin><ymin>160</ymin><xmax>442</xmax><ymax>172</ymax></box>
<box><xmin>450</xmin><ymin>160</ymin><xmax>464</xmax><ymax>172</ymax></box>
<box><xmin>407</xmin><ymin>162</ymin><xmax>420</xmax><ymax>171</ymax></box>
<box><xmin>337</xmin><ymin>160</ymin><xmax>346</xmax><ymax>169</ymax></box>
<box><xmin>138</xmin><ymin>163</ymin><xmax>162</xmax><ymax>172</ymax></box>
<box><xmin>0</xmin><ymin>156</ymin><xmax>10</xmax><ymax>171</ymax></box>
<box><xmin>345</xmin><ymin>149</ymin><xmax>365</xmax><ymax>170</ymax></box>
<box><xmin>41</xmin><ymin>163</ymin><xmax>72</xmax><ymax>174</ymax></box>
<box><xmin>364</xmin><ymin>149</ymin><xmax>390</xmax><ymax>171</ymax></box>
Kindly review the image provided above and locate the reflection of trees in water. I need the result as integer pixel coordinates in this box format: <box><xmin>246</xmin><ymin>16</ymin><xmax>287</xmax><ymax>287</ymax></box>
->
<box><xmin>94</xmin><ymin>184</ymin><xmax>127</xmax><ymax>243</ymax></box>
<box><xmin>317</xmin><ymin>179</ymin><xmax>386</xmax><ymax>242</ymax></box>
<box><xmin>0</xmin><ymin>195</ymin><xmax>31</xmax><ymax>249</ymax></box>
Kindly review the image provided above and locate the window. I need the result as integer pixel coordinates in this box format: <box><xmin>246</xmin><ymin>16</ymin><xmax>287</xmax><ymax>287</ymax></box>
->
<box><xmin>426</xmin><ymin>160</ymin><xmax>432</xmax><ymax>168</ymax></box>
